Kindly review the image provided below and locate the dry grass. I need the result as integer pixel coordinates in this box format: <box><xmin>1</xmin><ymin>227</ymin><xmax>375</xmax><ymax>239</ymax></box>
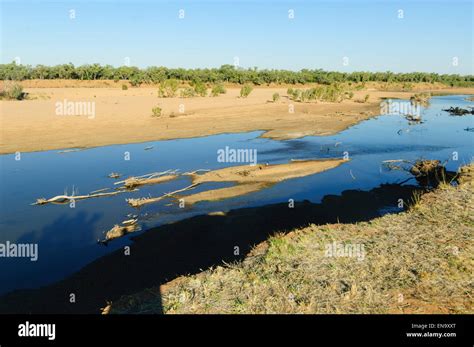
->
<box><xmin>111</xmin><ymin>165</ymin><xmax>474</xmax><ymax>314</ymax></box>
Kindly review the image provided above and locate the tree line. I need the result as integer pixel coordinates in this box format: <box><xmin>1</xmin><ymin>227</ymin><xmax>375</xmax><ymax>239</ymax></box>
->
<box><xmin>1</xmin><ymin>62</ymin><xmax>473</xmax><ymax>87</ymax></box>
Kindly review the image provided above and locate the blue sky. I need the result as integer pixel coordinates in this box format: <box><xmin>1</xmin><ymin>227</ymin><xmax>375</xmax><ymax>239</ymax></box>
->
<box><xmin>1</xmin><ymin>0</ymin><xmax>472</xmax><ymax>74</ymax></box>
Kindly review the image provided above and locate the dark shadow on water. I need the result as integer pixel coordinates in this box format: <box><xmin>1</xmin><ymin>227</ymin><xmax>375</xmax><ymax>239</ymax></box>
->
<box><xmin>17</xmin><ymin>210</ymin><xmax>102</xmax><ymax>246</ymax></box>
<box><xmin>0</xmin><ymin>183</ymin><xmax>423</xmax><ymax>314</ymax></box>
<box><xmin>0</xmin><ymin>211</ymin><xmax>102</xmax><ymax>296</ymax></box>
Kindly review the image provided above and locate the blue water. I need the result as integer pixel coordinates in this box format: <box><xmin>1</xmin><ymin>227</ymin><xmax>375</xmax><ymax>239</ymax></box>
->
<box><xmin>0</xmin><ymin>95</ymin><xmax>472</xmax><ymax>294</ymax></box>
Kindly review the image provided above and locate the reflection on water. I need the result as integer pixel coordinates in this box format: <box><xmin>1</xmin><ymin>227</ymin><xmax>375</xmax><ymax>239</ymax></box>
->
<box><xmin>0</xmin><ymin>95</ymin><xmax>472</xmax><ymax>294</ymax></box>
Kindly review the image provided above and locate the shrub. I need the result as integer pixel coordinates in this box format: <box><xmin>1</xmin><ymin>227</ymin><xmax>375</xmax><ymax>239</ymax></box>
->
<box><xmin>158</xmin><ymin>79</ymin><xmax>179</xmax><ymax>97</ymax></box>
<box><xmin>272</xmin><ymin>92</ymin><xmax>280</xmax><ymax>102</ymax></box>
<box><xmin>122</xmin><ymin>84</ymin><xmax>128</xmax><ymax>90</ymax></box>
<box><xmin>211</xmin><ymin>84</ymin><xmax>226</xmax><ymax>97</ymax></box>
<box><xmin>0</xmin><ymin>82</ymin><xmax>25</xmax><ymax>100</ymax></box>
<box><xmin>300</xmin><ymin>89</ymin><xmax>310</xmax><ymax>102</ymax></box>
<box><xmin>180</xmin><ymin>87</ymin><xmax>196</xmax><ymax>98</ymax></box>
<box><xmin>240</xmin><ymin>84</ymin><xmax>253</xmax><ymax>98</ymax></box>
<box><xmin>288</xmin><ymin>88</ymin><xmax>300</xmax><ymax>101</ymax></box>
<box><xmin>151</xmin><ymin>106</ymin><xmax>162</xmax><ymax>117</ymax></box>
<box><xmin>130</xmin><ymin>76</ymin><xmax>142</xmax><ymax>87</ymax></box>
<box><xmin>193</xmin><ymin>81</ymin><xmax>207</xmax><ymax>97</ymax></box>
<box><xmin>346</xmin><ymin>91</ymin><xmax>354</xmax><ymax>99</ymax></box>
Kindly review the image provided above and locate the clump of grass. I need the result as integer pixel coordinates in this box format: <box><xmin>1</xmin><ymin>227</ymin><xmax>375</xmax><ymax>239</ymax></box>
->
<box><xmin>158</xmin><ymin>79</ymin><xmax>179</xmax><ymax>98</ymax></box>
<box><xmin>240</xmin><ymin>84</ymin><xmax>253</xmax><ymax>98</ymax></box>
<box><xmin>211</xmin><ymin>84</ymin><xmax>226</xmax><ymax>97</ymax></box>
<box><xmin>151</xmin><ymin>106</ymin><xmax>162</xmax><ymax>117</ymax></box>
<box><xmin>272</xmin><ymin>92</ymin><xmax>280</xmax><ymax>102</ymax></box>
<box><xmin>0</xmin><ymin>82</ymin><xmax>26</xmax><ymax>100</ymax></box>
<box><xmin>121</xmin><ymin>84</ymin><xmax>128</xmax><ymax>90</ymax></box>
<box><xmin>287</xmin><ymin>88</ymin><xmax>299</xmax><ymax>101</ymax></box>
<box><xmin>192</xmin><ymin>81</ymin><xmax>207</xmax><ymax>97</ymax></box>
<box><xmin>180</xmin><ymin>87</ymin><xmax>196</xmax><ymax>98</ymax></box>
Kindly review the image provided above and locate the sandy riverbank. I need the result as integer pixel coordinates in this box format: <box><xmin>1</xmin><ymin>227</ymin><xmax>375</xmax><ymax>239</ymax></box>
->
<box><xmin>1</xmin><ymin>82</ymin><xmax>473</xmax><ymax>154</ymax></box>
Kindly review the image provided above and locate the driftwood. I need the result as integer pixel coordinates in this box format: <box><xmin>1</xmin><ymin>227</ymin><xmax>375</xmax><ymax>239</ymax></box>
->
<box><xmin>405</xmin><ymin>114</ymin><xmax>423</xmax><ymax>124</ymax></box>
<box><xmin>383</xmin><ymin>159</ymin><xmax>456</xmax><ymax>187</ymax></box>
<box><xmin>100</xmin><ymin>301</ymin><xmax>113</xmax><ymax>315</ymax></box>
<box><xmin>57</xmin><ymin>148</ymin><xmax>84</xmax><ymax>154</ymax></box>
<box><xmin>33</xmin><ymin>189</ymin><xmax>137</xmax><ymax>205</ymax></box>
<box><xmin>108</xmin><ymin>172</ymin><xmax>121</xmax><ymax>179</ymax></box>
<box><xmin>99</xmin><ymin>218</ymin><xmax>140</xmax><ymax>244</ymax></box>
<box><xmin>443</xmin><ymin>106</ymin><xmax>474</xmax><ymax>116</ymax></box>
<box><xmin>115</xmin><ymin>170</ymin><xmax>179</xmax><ymax>189</ymax></box>
<box><xmin>127</xmin><ymin>183</ymin><xmax>200</xmax><ymax>208</ymax></box>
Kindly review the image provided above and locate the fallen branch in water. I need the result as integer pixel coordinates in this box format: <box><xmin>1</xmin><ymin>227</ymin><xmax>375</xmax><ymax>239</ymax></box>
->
<box><xmin>32</xmin><ymin>189</ymin><xmax>137</xmax><ymax>205</ymax></box>
<box><xmin>383</xmin><ymin>159</ymin><xmax>455</xmax><ymax>187</ymax></box>
<box><xmin>115</xmin><ymin>170</ymin><xmax>179</xmax><ymax>189</ymax></box>
<box><xmin>127</xmin><ymin>183</ymin><xmax>200</xmax><ymax>208</ymax></box>
<box><xmin>443</xmin><ymin>106</ymin><xmax>474</xmax><ymax>116</ymax></box>
<box><xmin>99</xmin><ymin>218</ymin><xmax>141</xmax><ymax>244</ymax></box>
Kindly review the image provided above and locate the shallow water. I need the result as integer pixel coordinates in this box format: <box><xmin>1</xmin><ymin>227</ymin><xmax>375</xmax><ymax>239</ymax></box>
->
<box><xmin>0</xmin><ymin>95</ymin><xmax>472</xmax><ymax>295</ymax></box>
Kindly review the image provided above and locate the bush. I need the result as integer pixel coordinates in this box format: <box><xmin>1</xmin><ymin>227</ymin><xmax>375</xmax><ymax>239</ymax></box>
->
<box><xmin>211</xmin><ymin>84</ymin><xmax>226</xmax><ymax>97</ymax></box>
<box><xmin>122</xmin><ymin>84</ymin><xmax>128</xmax><ymax>90</ymax></box>
<box><xmin>193</xmin><ymin>81</ymin><xmax>207</xmax><ymax>97</ymax></box>
<box><xmin>0</xmin><ymin>82</ymin><xmax>25</xmax><ymax>100</ymax></box>
<box><xmin>287</xmin><ymin>88</ymin><xmax>300</xmax><ymax>101</ymax></box>
<box><xmin>240</xmin><ymin>84</ymin><xmax>253</xmax><ymax>98</ymax></box>
<box><xmin>151</xmin><ymin>106</ymin><xmax>162</xmax><ymax>117</ymax></box>
<box><xmin>272</xmin><ymin>92</ymin><xmax>280</xmax><ymax>102</ymax></box>
<box><xmin>180</xmin><ymin>87</ymin><xmax>196</xmax><ymax>98</ymax></box>
<box><xmin>130</xmin><ymin>76</ymin><xmax>142</xmax><ymax>87</ymax></box>
<box><xmin>158</xmin><ymin>79</ymin><xmax>179</xmax><ymax>97</ymax></box>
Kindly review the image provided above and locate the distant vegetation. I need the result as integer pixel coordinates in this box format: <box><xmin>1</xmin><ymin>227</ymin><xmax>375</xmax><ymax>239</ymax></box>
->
<box><xmin>1</xmin><ymin>62</ymin><xmax>473</xmax><ymax>87</ymax></box>
<box><xmin>287</xmin><ymin>84</ymin><xmax>351</xmax><ymax>103</ymax></box>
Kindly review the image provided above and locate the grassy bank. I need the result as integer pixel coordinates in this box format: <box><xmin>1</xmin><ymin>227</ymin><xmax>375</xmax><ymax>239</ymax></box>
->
<box><xmin>111</xmin><ymin>164</ymin><xmax>474</xmax><ymax>314</ymax></box>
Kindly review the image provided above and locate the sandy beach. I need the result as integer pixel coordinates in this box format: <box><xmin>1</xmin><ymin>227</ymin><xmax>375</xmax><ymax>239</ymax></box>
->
<box><xmin>2</xmin><ymin>81</ymin><xmax>472</xmax><ymax>154</ymax></box>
